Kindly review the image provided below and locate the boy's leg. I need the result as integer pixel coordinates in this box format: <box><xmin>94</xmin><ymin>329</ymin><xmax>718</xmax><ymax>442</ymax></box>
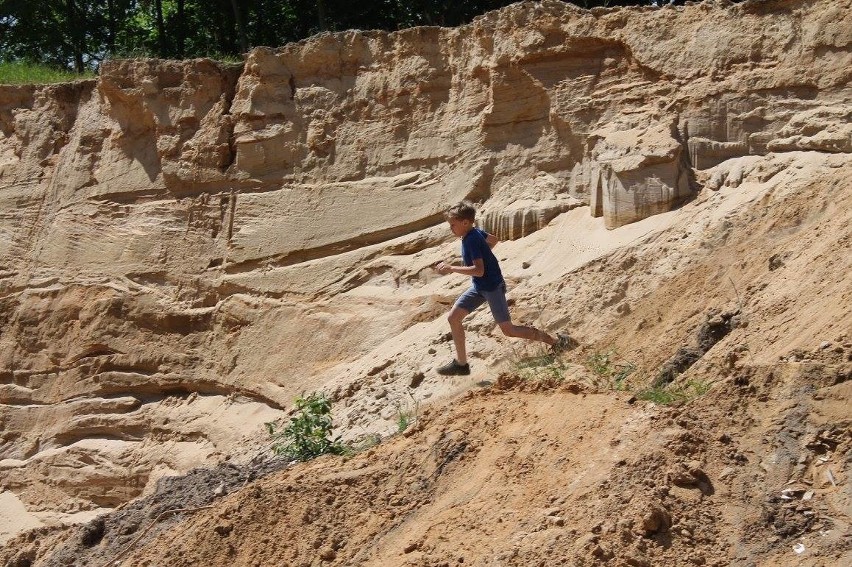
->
<box><xmin>497</xmin><ymin>321</ymin><xmax>556</xmax><ymax>345</ymax></box>
<box><xmin>484</xmin><ymin>284</ymin><xmax>556</xmax><ymax>346</ymax></box>
<box><xmin>447</xmin><ymin>305</ymin><xmax>470</xmax><ymax>365</ymax></box>
<box><xmin>438</xmin><ymin>288</ymin><xmax>485</xmax><ymax>375</ymax></box>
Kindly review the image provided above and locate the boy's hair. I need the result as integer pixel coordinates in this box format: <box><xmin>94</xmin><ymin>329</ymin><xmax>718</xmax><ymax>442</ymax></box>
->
<box><xmin>445</xmin><ymin>201</ymin><xmax>476</xmax><ymax>222</ymax></box>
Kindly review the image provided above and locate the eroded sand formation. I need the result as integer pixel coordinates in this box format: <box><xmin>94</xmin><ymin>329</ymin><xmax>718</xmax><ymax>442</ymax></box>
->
<box><xmin>0</xmin><ymin>0</ymin><xmax>850</xmax><ymax>565</ymax></box>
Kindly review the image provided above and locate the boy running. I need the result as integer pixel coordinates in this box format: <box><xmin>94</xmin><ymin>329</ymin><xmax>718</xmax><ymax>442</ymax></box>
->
<box><xmin>433</xmin><ymin>201</ymin><xmax>566</xmax><ymax>376</ymax></box>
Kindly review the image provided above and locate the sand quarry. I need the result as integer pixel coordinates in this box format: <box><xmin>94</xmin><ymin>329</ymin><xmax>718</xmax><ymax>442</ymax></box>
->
<box><xmin>0</xmin><ymin>1</ymin><xmax>850</xmax><ymax>565</ymax></box>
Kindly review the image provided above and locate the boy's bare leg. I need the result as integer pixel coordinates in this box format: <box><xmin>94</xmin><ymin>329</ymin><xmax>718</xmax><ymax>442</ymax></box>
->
<box><xmin>447</xmin><ymin>306</ymin><xmax>470</xmax><ymax>365</ymax></box>
<box><xmin>497</xmin><ymin>321</ymin><xmax>556</xmax><ymax>346</ymax></box>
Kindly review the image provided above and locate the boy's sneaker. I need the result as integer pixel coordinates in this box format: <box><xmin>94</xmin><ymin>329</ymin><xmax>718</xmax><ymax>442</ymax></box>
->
<box><xmin>436</xmin><ymin>360</ymin><xmax>471</xmax><ymax>376</ymax></box>
<box><xmin>552</xmin><ymin>333</ymin><xmax>578</xmax><ymax>353</ymax></box>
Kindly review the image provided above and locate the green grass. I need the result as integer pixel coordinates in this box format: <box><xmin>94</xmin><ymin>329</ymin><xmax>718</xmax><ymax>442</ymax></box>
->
<box><xmin>636</xmin><ymin>380</ymin><xmax>712</xmax><ymax>406</ymax></box>
<box><xmin>586</xmin><ymin>349</ymin><xmax>636</xmax><ymax>390</ymax></box>
<box><xmin>582</xmin><ymin>348</ymin><xmax>712</xmax><ymax>403</ymax></box>
<box><xmin>395</xmin><ymin>391</ymin><xmax>419</xmax><ymax>434</ymax></box>
<box><xmin>213</xmin><ymin>54</ymin><xmax>244</xmax><ymax>65</ymax></box>
<box><xmin>515</xmin><ymin>352</ymin><xmax>558</xmax><ymax>370</ymax></box>
<box><xmin>0</xmin><ymin>61</ymin><xmax>95</xmax><ymax>85</ymax></box>
<box><xmin>344</xmin><ymin>433</ymin><xmax>382</xmax><ymax>456</ymax></box>
<box><xmin>513</xmin><ymin>350</ymin><xmax>568</xmax><ymax>382</ymax></box>
<box><xmin>396</xmin><ymin>410</ymin><xmax>413</xmax><ymax>433</ymax></box>
<box><xmin>105</xmin><ymin>48</ymin><xmax>244</xmax><ymax>66</ymax></box>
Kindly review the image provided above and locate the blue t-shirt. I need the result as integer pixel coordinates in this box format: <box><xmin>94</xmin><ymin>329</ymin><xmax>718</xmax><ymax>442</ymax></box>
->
<box><xmin>462</xmin><ymin>227</ymin><xmax>503</xmax><ymax>292</ymax></box>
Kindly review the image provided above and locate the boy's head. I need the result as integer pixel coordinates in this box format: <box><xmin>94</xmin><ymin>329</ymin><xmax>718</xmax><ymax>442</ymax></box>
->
<box><xmin>445</xmin><ymin>201</ymin><xmax>476</xmax><ymax>237</ymax></box>
<box><xmin>445</xmin><ymin>201</ymin><xmax>476</xmax><ymax>223</ymax></box>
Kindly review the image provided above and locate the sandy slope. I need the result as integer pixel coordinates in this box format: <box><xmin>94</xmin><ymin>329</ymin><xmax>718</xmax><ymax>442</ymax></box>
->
<box><xmin>3</xmin><ymin>151</ymin><xmax>848</xmax><ymax>567</ymax></box>
<box><xmin>36</xmin><ymin>356</ymin><xmax>850</xmax><ymax>567</ymax></box>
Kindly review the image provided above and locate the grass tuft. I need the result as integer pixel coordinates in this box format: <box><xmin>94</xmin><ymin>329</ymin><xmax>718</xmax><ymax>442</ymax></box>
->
<box><xmin>586</xmin><ymin>349</ymin><xmax>636</xmax><ymax>390</ymax></box>
<box><xmin>636</xmin><ymin>380</ymin><xmax>713</xmax><ymax>406</ymax></box>
<box><xmin>345</xmin><ymin>433</ymin><xmax>382</xmax><ymax>455</ymax></box>
<box><xmin>511</xmin><ymin>348</ymin><xmax>568</xmax><ymax>382</ymax></box>
<box><xmin>395</xmin><ymin>390</ymin><xmax>420</xmax><ymax>434</ymax></box>
<box><xmin>397</xmin><ymin>410</ymin><xmax>413</xmax><ymax>433</ymax></box>
<box><xmin>582</xmin><ymin>348</ymin><xmax>712</xmax><ymax>404</ymax></box>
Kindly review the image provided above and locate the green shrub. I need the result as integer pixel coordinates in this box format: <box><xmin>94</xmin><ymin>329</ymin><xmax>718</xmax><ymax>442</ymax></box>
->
<box><xmin>266</xmin><ymin>392</ymin><xmax>345</xmax><ymax>461</ymax></box>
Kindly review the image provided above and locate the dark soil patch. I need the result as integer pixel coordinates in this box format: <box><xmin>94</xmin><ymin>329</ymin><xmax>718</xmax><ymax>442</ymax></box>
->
<box><xmin>656</xmin><ymin>309</ymin><xmax>738</xmax><ymax>386</ymax></box>
<box><xmin>33</xmin><ymin>457</ymin><xmax>291</xmax><ymax>567</ymax></box>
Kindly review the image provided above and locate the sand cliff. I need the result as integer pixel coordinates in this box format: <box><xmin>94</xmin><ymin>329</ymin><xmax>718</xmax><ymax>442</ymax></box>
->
<box><xmin>0</xmin><ymin>1</ymin><xmax>850</xmax><ymax>565</ymax></box>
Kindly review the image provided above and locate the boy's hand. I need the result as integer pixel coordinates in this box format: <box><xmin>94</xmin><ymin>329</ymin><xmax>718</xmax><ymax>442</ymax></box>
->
<box><xmin>434</xmin><ymin>262</ymin><xmax>452</xmax><ymax>275</ymax></box>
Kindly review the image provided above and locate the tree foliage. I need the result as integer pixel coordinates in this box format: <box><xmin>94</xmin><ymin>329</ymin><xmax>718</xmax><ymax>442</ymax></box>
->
<box><xmin>0</xmin><ymin>1</ymin><xmax>659</xmax><ymax>71</ymax></box>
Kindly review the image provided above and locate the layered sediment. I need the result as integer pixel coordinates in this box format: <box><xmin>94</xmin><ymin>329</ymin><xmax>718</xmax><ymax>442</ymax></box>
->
<box><xmin>0</xmin><ymin>0</ymin><xmax>850</xmax><ymax>554</ymax></box>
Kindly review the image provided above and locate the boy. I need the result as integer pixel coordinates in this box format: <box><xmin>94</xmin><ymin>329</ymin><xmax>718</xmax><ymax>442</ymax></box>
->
<box><xmin>433</xmin><ymin>201</ymin><xmax>567</xmax><ymax>376</ymax></box>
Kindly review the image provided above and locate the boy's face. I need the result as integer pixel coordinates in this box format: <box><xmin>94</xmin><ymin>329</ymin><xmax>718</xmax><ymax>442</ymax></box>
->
<box><xmin>447</xmin><ymin>216</ymin><xmax>473</xmax><ymax>238</ymax></box>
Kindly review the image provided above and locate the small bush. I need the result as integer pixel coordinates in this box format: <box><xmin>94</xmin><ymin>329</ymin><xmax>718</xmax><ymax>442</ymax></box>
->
<box><xmin>266</xmin><ymin>392</ymin><xmax>345</xmax><ymax>461</ymax></box>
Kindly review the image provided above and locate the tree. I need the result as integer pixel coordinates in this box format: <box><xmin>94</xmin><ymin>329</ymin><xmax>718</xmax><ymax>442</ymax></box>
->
<box><xmin>317</xmin><ymin>0</ymin><xmax>328</xmax><ymax>31</ymax></box>
<box><xmin>106</xmin><ymin>0</ymin><xmax>117</xmax><ymax>53</ymax></box>
<box><xmin>175</xmin><ymin>0</ymin><xmax>184</xmax><ymax>57</ymax></box>
<box><xmin>154</xmin><ymin>0</ymin><xmax>168</xmax><ymax>56</ymax></box>
<box><xmin>231</xmin><ymin>0</ymin><xmax>248</xmax><ymax>52</ymax></box>
<box><xmin>0</xmin><ymin>0</ymin><xmax>659</xmax><ymax>70</ymax></box>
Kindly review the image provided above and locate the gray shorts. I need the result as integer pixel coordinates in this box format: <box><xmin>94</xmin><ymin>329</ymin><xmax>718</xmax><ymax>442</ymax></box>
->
<box><xmin>454</xmin><ymin>283</ymin><xmax>511</xmax><ymax>324</ymax></box>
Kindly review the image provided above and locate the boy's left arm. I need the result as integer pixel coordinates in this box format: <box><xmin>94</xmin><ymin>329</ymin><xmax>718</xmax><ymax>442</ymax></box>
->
<box><xmin>485</xmin><ymin>233</ymin><xmax>499</xmax><ymax>249</ymax></box>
